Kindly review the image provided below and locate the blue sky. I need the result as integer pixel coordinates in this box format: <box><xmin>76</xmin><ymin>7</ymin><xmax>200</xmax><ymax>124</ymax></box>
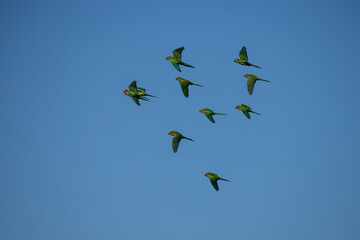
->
<box><xmin>1</xmin><ymin>0</ymin><xmax>360</xmax><ymax>239</ymax></box>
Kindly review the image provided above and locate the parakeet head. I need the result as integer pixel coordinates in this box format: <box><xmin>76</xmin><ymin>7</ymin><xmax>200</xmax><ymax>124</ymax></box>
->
<box><xmin>175</xmin><ymin>77</ymin><xmax>180</xmax><ymax>81</ymax></box>
<box><xmin>244</xmin><ymin>74</ymin><xmax>248</xmax><ymax>78</ymax></box>
<box><xmin>204</xmin><ymin>172</ymin><xmax>209</xmax><ymax>177</ymax></box>
<box><xmin>199</xmin><ymin>109</ymin><xmax>203</xmax><ymax>113</ymax></box>
<box><xmin>123</xmin><ymin>89</ymin><xmax>127</xmax><ymax>94</ymax></box>
<box><xmin>168</xmin><ymin>131</ymin><xmax>174</xmax><ymax>136</ymax></box>
<box><xmin>165</xmin><ymin>56</ymin><xmax>170</xmax><ymax>60</ymax></box>
<box><xmin>235</xmin><ymin>105</ymin><xmax>240</xmax><ymax>110</ymax></box>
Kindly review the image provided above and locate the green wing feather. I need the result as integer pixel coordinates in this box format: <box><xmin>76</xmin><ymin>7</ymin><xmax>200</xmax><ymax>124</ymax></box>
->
<box><xmin>131</xmin><ymin>96</ymin><xmax>140</xmax><ymax>106</ymax></box>
<box><xmin>172</xmin><ymin>137</ymin><xmax>180</xmax><ymax>153</ymax></box>
<box><xmin>172</xmin><ymin>62</ymin><xmax>181</xmax><ymax>72</ymax></box>
<box><xmin>210</xmin><ymin>179</ymin><xmax>219</xmax><ymax>191</ymax></box>
<box><xmin>129</xmin><ymin>81</ymin><xmax>138</xmax><ymax>93</ymax></box>
<box><xmin>239</xmin><ymin>47</ymin><xmax>248</xmax><ymax>62</ymax></box>
<box><xmin>172</xmin><ymin>47</ymin><xmax>184</xmax><ymax>60</ymax></box>
<box><xmin>247</xmin><ymin>79</ymin><xmax>256</xmax><ymax>95</ymax></box>
<box><xmin>205</xmin><ymin>113</ymin><xmax>215</xmax><ymax>123</ymax></box>
<box><xmin>242</xmin><ymin>110</ymin><xmax>251</xmax><ymax>119</ymax></box>
<box><xmin>180</xmin><ymin>83</ymin><xmax>189</xmax><ymax>97</ymax></box>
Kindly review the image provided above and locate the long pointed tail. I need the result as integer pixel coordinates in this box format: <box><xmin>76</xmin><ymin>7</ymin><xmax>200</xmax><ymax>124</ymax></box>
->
<box><xmin>220</xmin><ymin>178</ymin><xmax>231</xmax><ymax>182</ymax></box>
<box><xmin>250</xmin><ymin>110</ymin><xmax>261</xmax><ymax>115</ymax></box>
<box><xmin>251</xmin><ymin>64</ymin><xmax>261</xmax><ymax>68</ymax></box>
<box><xmin>139</xmin><ymin>96</ymin><xmax>150</xmax><ymax>102</ymax></box>
<box><xmin>258</xmin><ymin>79</ymin><xmax>271</xmax><ymax>82</ymax></box>
<box><xmin>183</xmin><ymin>136</ymin><xmax>194</xmax><ymax>142</ymax></box>
<box><xmin>145</xmin><ymin>93</ymin><xmax>158</xmax><ymax>98</ymax></box>
<box><xmin>181</xmin><ymin>62</ymin><xmax>195</xmax><ymax>68</ymax></box>
<box><xmin>215</xmin><ymin>113</ymin><xmax>227</xmax><ymax>115</ymax></box>
<box><xmin>191</xmin><ymin>83</ymin><xmax>204</xmax><ymax>87</ymax></box>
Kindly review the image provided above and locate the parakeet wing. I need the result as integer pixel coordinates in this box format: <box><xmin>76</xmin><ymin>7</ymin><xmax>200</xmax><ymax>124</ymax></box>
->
<box><xmin>239</xmin><ymin>47</ymin><xmax>248</xmax><ymax>62</ymax></box>
<box><xmin>247</xmin><ymin>79</ymin><xmax>256</xmax><ymax>95</ymax></box>
<box><xmin>242</xmin><ymin>110</ymin><xmax>251</xmax><ymax>119</ymax></box>
<box><xmin>210</xmin><ymin>179</ymin><xmax>219</xmax><ymax>191</ymax></box>
<box><xmin>129</xmin><ymin>81</ymin><xmax>137</xmax><ymax>93</ymax></box>
<box><xmin>172</xmin><ymin>137</ymin><xmax>180</xmax><ymax>153</ymax></box>
<box><xmin>172</xmin><ymin>62</ymin><xmax>181</xmax><ymax>72</ymax></box>
<box><xmin>205</xmin><ymin>113</ymin><xmax>215</xmax><ymax>123</ymax></box>
<box><xmin>131</xmin><ymin>97</ymin><xmax>140</xmax><ymax>106</ymax></box>
<box><xmin>181</xmin><ymin>83</ymin><xmax>189</xmax><ymax>97</ymax></box>
<box><xmin>172</xmin><ymin>47</ymin><xmax>184</xmax><ymax>60</ymax></box>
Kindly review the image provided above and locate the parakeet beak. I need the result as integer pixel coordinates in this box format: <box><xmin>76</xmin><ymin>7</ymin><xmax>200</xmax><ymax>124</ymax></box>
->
<box><xmin>243</xmin><ymin>74</ymin><xmax>246</xmax><ymax>77</ymax></box>
<box><xmin>199</xmin><ymin>109</ymin><xmax>201</xmax><ymax>112</ymax></box>
<box><xmin>204</xmin><ymin>173</ymin><xmax>208</xmax><ymax>177</ymax></box>
<box><xmin>123</xmin><ymin>90</ymin><xmax>126</xmax><ymax>93</ymax></box>
<box><xmin>166</xmin><ymin>56</ymin><xmax>170</xmax><ymax>60</ymax></box>
<box><xmin>175</xmin><ymin>77</ymin><xmax>179</xmax><ymax>80</ymax></box>
<box><xmin>233</xmin><ymin>59</ymin><xmax>236</xmax><ymax>62</ymax></box>
<box><xmin>168</xmin><ymin>131</ymin><xmax>171</xmax><ymax>135</ymax></box>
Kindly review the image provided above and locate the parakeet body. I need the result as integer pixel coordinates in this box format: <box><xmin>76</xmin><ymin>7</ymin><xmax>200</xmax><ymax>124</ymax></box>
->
<box><xmin>244</xmin><ymin>74</ymin><xmax>270</xmax><ymax>95</ymax></box>
<box><xmin>204</xmin><ymin>172</ymin><xmax>230</xmax><ymax>191</ymax></box>
<box><xmin>199</xmin><ymin>108</ymin><xmax>226</xmax><ymax>123</ymax></box>
<box><xmin>123</xmin><ymin>81</ymin><xmax>156</xmax><ymax>106</ymax></box>
<box><xmin>166</xmin><ymin>47</ymin><xmax>195</xmax><ymax>72</ymax></box>
<box><xmin>235</xmin><ymin>104</ymin><xmax>260</xmax><ymax>119</ymax></box>
<box><xmin>175</xmin><ymin>77</ymin><xmax>203</xmax><ymax>97</ymax></box>
<box><xmin>234</xmin><ymin>46</ymin><xmax>261</xmax><ymax>68</ymax></box>
<box><xmin>168</xmin><ymin>130</ymin><xmax>193</xmax><ymax>153</ymax></box>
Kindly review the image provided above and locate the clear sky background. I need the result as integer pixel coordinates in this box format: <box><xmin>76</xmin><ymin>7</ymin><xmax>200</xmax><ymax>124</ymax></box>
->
<box><xmin>1</xmin><ymin>0</ymin><xmax>360</xmax><ymax>239</ymax></box>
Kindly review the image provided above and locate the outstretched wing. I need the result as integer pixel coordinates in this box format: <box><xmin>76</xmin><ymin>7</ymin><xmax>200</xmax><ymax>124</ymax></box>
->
<box><xmin>172</xmin><ymin>46</ymin><xmax>184</xmax><ymax>60</ymax></box>
<box><xmin>239</xmin><ymin>46</ymin><xmax>248</xmax><ymax>62</ymax></box>
<box><xmin>210</xmin><ymin>179</ymin><xmax>219</xmax><ymax>191</ymax></box>
<box><xmin>172</xmin><ymin>137</ymin><xmax>180</xmax><ymax>153</ymax></box>
<box><xmin>242</xmin><ymin>110</ymin><xmax>251</xmax><ymax>119</ymax></box>
<box><xmin>205</xmin><ymin>113</ymin><xmax>215</xmax><ymax>123</ymax></box>
<box><xmin>180</xmin><ymin>83</ymin><xmax>189</xmax><ymax>97</ymax></box>
<box><xmin>247</xmin><ymin>79</ymin><xmax>256</xmax><ymax>95</ymax></box>
<box><xmin>131</xmin><ymin>96</ymin><xmax>140</xmax><ymax>106</ymax></box>
<box><xmin>172</xmin><ymin>62</ymin><xmax>181</xmax><ymax>72</ymax></box>
<box><xmin>129</xmin><ymin>81</ymin><xmax>138</xmax><ymax>93</ymax></box>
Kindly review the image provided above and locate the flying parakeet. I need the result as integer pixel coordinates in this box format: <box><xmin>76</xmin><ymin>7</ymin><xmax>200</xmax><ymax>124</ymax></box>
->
<box><xmin>123</xmin><ymin>81</ymin><xmax>156</xmax><ymax>106</ymax></box>
<box><xmin>235</xmin><ymin>104</ymin><xmax>260</xmax><ymax>119</ymax></box>
<box><xmin>204</xmin><ymin>172</ymin><xmax>230</xmax><ymax>191</ymax></box>
<box><xmin>244</xmin><ymin>74</ymin><xmax>270</xmax><ymax>95</ymax></box>
<box><xmin>199</xmin><ymin>108</ymin><xmax>227</xmax><ymax>123</ymax></box>
<box><xmin>168</xmin><ymin>130</ymin><xmax>194</xmax><ymax>153</ymax></box>
<box><xmin>166</xmin><ymin>47</ymin><xmax>195</xmax><ymax>72</ymax></box>
<box><xmin>175</xmin><ymin>77</ymin><xmax>203</xmax><ymax>97</ymax></box>
<box><xmin>234</xmin><ymin>46</ymin><xmax>261</xmax><ymax>68</ymax></box>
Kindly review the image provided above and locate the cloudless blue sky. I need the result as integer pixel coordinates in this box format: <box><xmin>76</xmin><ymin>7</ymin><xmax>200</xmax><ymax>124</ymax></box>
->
<box><xmin>1</xmin><ymin>0</ymin><xmax>360</xmax><ymax>239</ymax></box>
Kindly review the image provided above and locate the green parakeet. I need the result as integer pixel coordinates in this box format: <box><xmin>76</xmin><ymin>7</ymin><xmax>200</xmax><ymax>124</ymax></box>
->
<box><xmin>199</xmin><ymin>108</ymin><xmax>227</xmax><ymax>123</ymax></box>
<box><xmin>123</xmin><ymin>81</ymin><xmax>156</xmax><ymax>106</ymax></box>
<box><xmin>204</xmin><ymin>172</ymin><xmax>230</xmax><ymax>191</ymax></box>
<box><xmin>168</xmin><ymin>131</ymin><xmax>194</xmax><ymax>153</ymax></box>
<box><xmin>175</xmin><ymin>77</ymin><xmax>203</xmax><ymax>97</ymax></box>
<box><xmin>235</xmin><ymin>104</ymin><xmax>260</xmax><ymax>119</ymax></box>
<box><xmin>244</xmin><ymin>74</ymin><xmax>270</xmax><ymax>95</ymax></box>
<box><xmin>166</xmin><ymin>47</ymin><xmax>195</xmax><ymax>72</ymax></box>
<box><xmin>234</xmin><ymin>46</ymin><xmax>261</xmax><ymax>68</ymax></box>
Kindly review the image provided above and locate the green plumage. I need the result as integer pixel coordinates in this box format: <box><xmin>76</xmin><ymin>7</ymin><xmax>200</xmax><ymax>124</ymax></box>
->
<box><xmin>168</xmin><ymin>131</ymin><xmax>193</xmax><ymax>153</ymax></box>
<box><xmin>244</xmin><ymin>74</ymin><xmax>271</xmax><ymax>95</ymax></box>
<box><xmin>235</xmin><ymin>104</ymin><xmax>260</xmax><ymax>119</ymax></box>
<box><xmin>234</xmin><ymin>46</ymin><xmax>261</xmax><ymax>68</ymax></box>
<box><xmin>175</xmin><ymin>77</ymin><xmax>203</xmax><ymax>97</ymax></box>
<box><xmin>204</xmin><ymin>172</ymin><xmax>230</xmax><ymax>191</ymax></box>
<box><xmin>166</xmin><ymin>47</ymin><xmax>195</xmax><ymax>72</ymax></box>
<box><xmin>123</xmin><ymin>81</ymin><xmax>156</xmax><ymax>106</ymax></box>
<box><xmin>199</xmin><ymin>108</ymin><xmax>227</xmax><ymax>123</ymax></box>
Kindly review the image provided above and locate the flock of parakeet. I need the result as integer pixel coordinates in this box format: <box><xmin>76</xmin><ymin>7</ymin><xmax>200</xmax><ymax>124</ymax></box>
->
<box><xmin>123</xmin><ymin>46</ymin><xmax>270</xmax><ymax>191</ymax></box>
